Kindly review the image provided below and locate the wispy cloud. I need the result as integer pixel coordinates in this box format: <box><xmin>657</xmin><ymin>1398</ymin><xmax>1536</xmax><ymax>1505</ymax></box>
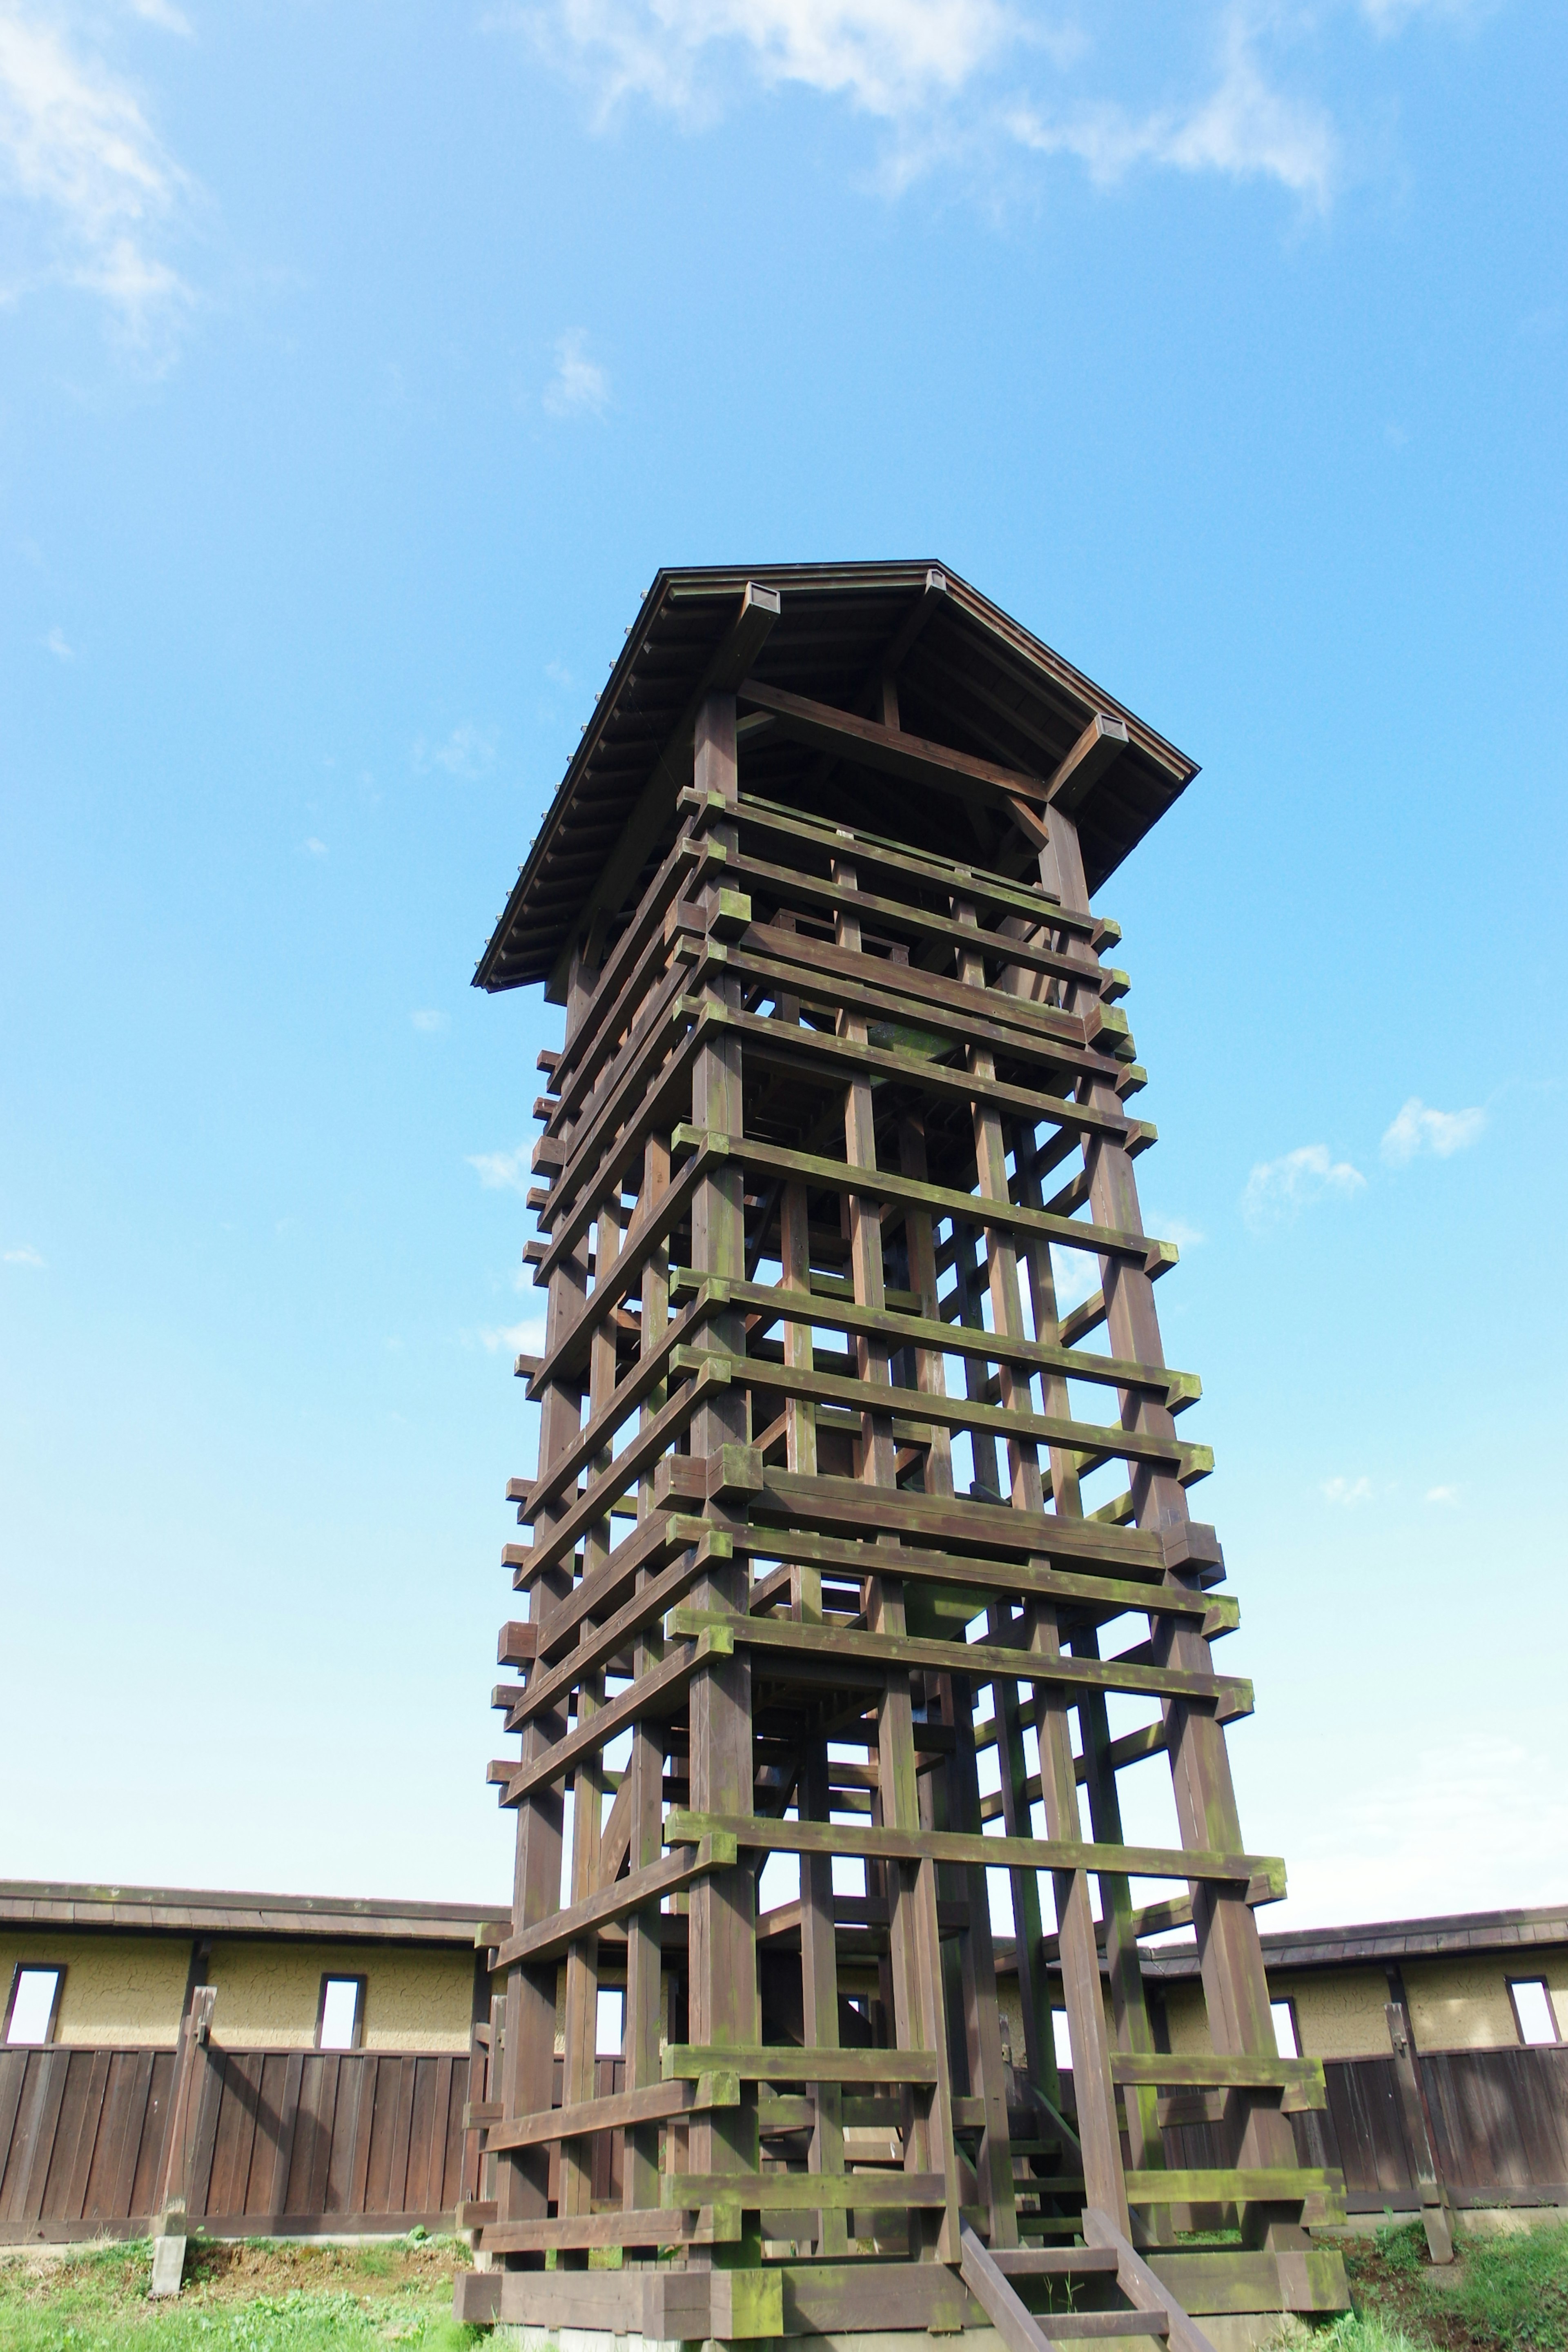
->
<box><xmin>1243</xmin><ymin>1142</ymin><xmax>1365</xmax><ymax>1229</ymax></box>
<box><xmin>411</xmin><ymin>1009</ymin><xmax>448</xmax><ymax>1035</ymax></box>
<box><xmin>1008</xmin><ymin>10</ymin><xmax>1336</xmax><ymax>211</ymax></box>
<box><xmin>543</xmin><ymin>327</ymin><xmax>609</xmax><ymax>418</ymax></box>
<box><xmin>488</xmin><ymin>0</ymin><xmax>1423</xmax><ymax>210</ymax></box>
<box><xmin>1321</xmin><ymin>1474</ymin><xmax>1373</xmax><ymax>1505</ymax></box>
<box><xmin>468</xmin><ymin>1143</ymin><xmax>532</xmax><ymax>1194</ymax></box>
<box><xmin>413</xmin><ymin>722</ymin><xmax>499</xmax><ymax>780</ymax></box>
<box><xmin>302</xmin><ymin>835</ymin><xmax>327</xmax><ymax>857</ymax></box>
<box><xmin>44</xmin><ymin>625</ymin><xmax>74</xmax><ymax>659</ymax></box>
<box><xmin>0</xmin><ymin>6</ymin><xmax>193</xmax><ymax>348</ymax></box>
<box><xmin>477</xmin><ymin>1316</ymin><xmax>547</xmax><ymax>1354</ymax></box>
<box><xmin>3</xmin><ymin>1244</ymin><xmax>46</xmax><ymax>1267</ymax></box>
<box><xmin>127</xmin><ymin>0</ymin><xmax>192</xmax><ymax>32</ymax></box>
<box><xmin>1425</xmin><ymin>1483</ymin><xmax>1459</xmax><ymax>1506</ymax></box>
<box><xmin>1381</xmin><ymin>1096</ymin><xmax>1486</xmax><ymax>1167</ymax></box>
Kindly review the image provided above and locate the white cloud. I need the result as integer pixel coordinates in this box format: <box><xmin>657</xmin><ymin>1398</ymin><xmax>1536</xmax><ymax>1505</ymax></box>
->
<box><xmin>1381</xmin><ymin>1095</ymin><xmax>1486</xmax><ymax>1167</ymax></box>
<box><xmin>500</xmin><ymin>0</ymin><xmax>1357</xmax><ymax>208</ymax></box>
<box><xmin>413</xmin><ymin>722</ymin><xmax>499</xmax><ymax>780</ymax></box>
<box><xmin>44</xmin><ymin>625</ymin><xmax>73</xmax><ymax>659</ymax></box>
<box><xmin>0</xmin><ymin>7</ymin><xmax>192</xmax><ymax>344</ymax></box>
<box><xmin>302</xmin><ymin>835</ymin><xmax>327</xmax><ymax>857</ymax></box>
<box><xmin>478</xmin><ymin>1316</ymin><xmax>547</xmax><ymax>1354</ymax></box>
<box><xmin>543</xmin><ymin>328</ymin><xmax>609</xmax><ymax>418</ymax></box>
<box><xmin>1321</xmin><ymin>1474</ymin><xmax>1372</xmax><ymax>1506</ymax></box>
<box><xmin>411</xmin><ymin>1009</ymin><xmax>448</xmax><ymax>1034</ymax></box>
<box><xmin>468</xmin><ymin>1143</ymin><xmax>532</xmax><ymax>1194</ymax></box>
<box><xmin>1008</xmin><ymin>10</ymin><xmax>1336</xmax><ymax>210</ymax></box>
<box><xmin>1243</xmin><ymin>1142</ymin><xmax>1365</xmax><ymax>1228</ymax></box>
<box><xmin>3</xmin><ymin>1244</ymin><xmax>45</xmax><ymax>1267</ymax></box>
<box><xmin>1425</xmin><ymin>1483</ymin><xmax>1459</xmax><ymax>1506</ymax></box>
<box><xmin>127</xmin><ymin>0</ymin><xmax>192</xmax><ymax>32</ymax></box>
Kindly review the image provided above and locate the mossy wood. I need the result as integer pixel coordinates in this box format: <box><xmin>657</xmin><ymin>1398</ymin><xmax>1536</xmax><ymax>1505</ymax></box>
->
<box><xmin>459</xmin><ymin>564</ymin><xmax>1349</xmax><ymax>2339</ymax></box>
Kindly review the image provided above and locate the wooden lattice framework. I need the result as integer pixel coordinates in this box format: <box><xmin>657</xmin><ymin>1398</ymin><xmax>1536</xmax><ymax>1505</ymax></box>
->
<box><xmin>458</xmin><ymin>566</ymin><xmax>1349</xmax><ymax>2341</ymax></box>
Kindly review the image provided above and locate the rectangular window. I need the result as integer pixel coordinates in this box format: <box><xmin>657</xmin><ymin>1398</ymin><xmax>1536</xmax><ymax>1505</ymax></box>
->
<box><xmin>1508</xmin><ymin>1979</ymin><xmax>1559</xmax><ymax>2047</ymax></box>
<box><xmin>1051</xmin><ymin>2009</ymin><xmax>1074</xmax><ymax>2074</ymax></box>
<box><xmin>316</xmin><ymin>1975</ymin><xmax>365</xmax><ymax>2051</ymax></box>
<box><xmin>596</xmin><ymin>1989</ymin><xmax>625</xmax><ymax>2057</ymax></box>
<box><xmin>3</xmin><ymin>1966</ymin><xmax>64</xmax><ymax>2045</ymax></box>
<box><xmin>1270</xmin><ymin>1999</ymin><xmax>1302</xmax><ymax>2058</ymax></box>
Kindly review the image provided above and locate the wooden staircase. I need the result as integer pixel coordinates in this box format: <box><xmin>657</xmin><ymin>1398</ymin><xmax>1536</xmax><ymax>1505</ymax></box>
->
<box><xmin>961</xmin><ymin>2214</ymin><xmax>1217</xmax><ymax>2352</ymax></box>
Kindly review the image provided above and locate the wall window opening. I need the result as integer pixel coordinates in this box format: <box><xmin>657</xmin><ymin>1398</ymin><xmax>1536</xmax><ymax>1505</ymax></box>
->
<box><xmin>3</xmin><ymin>1967</ymin><xmax>63</xmax><ymax>2045</ymax></box>
<box><xmin>1270</xmin><ymin>1999</ymin><xmax>1301</xmax><ymax>2058</ymax></box>
<box><xmin>316</xmin><ymin>1975</ymin><xmax>365</xmax><ymax>2051</ymax></box>
<box><xmin>1509</xmin><ymin>1979</ymin><xmax>1559</xmax><ymax>2047</ymax></box>
<box><xmin>597</xmin><ymin>1989</ymin><xmax>625</xmax><ymax>2056</ymax></box>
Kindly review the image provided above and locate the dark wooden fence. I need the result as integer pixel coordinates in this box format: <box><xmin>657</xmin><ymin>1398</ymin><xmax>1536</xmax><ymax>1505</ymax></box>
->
<box><xmin>0</xmin><ymin>2045</ymin><xmax>477</xmax><ymax>2244</ymax></box>
<box><xmin>4</xmin><ymin>2040</ymin><xmax>1565</xmax><ymax>2244</ymax></box>
<box><xmin>1296</xmin><ymin>2047</ymin><xmax>1568</xmax><ymax>2214</ymax></box>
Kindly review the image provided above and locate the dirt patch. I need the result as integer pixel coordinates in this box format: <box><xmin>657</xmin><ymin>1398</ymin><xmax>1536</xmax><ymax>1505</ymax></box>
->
<box><xmin>0</xmin><ymin>2232</ymin><xmax>471</xmax><ymax>2310</ymax></box>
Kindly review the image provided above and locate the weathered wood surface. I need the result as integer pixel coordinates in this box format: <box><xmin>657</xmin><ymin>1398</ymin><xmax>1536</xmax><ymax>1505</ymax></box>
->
<box><xmin>473</xmin><ymin>582</ymin><xmax>1345</xmax><ymax>2322</ymax></box>
<box><xmin>0</xmin><ymin>2046</ymin><xmax>476</xmax><ymax>2241</ymax></box>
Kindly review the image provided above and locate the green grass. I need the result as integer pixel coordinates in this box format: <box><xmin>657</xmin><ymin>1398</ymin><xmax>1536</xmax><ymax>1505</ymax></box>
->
<box><xmin>1335</xmin><ymin>2214</ymin><xmax>1568</xmax><ymax>2352</ymax></box>
<box><xmin>0</xmin><ymin>2235</ymin><xmax>482</xmax><ymax>2352</ymax></box>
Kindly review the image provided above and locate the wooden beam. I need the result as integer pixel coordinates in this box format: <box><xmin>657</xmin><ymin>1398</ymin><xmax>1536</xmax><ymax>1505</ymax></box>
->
<box><xmin>1045</xmin><ymin>713</ymin><xmax>1129</xmax><ymax>813</ymax></box>
<box><xmin>736</xmin><ymin>676</ymin><xmax>1047</xmax><ymax>808</ymax></box>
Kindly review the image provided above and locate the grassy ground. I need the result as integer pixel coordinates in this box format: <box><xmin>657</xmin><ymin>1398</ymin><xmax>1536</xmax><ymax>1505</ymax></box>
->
<box><xmin>5</xmin><ymin>2218</ymin><xmax>1566</xmax><ymax>2352</ymax></box>
<box><xmin>1285</xmin><ymin>2217</ymin><xmax>1568</xmax><ymax>2352</ymax></box>
<box><xmin>0</xmin><ymin>2232</ymin><xmax>478</xmax><ymax>2352</ymax></box>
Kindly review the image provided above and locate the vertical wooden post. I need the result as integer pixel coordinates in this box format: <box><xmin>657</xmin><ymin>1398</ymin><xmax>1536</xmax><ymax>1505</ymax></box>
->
<box><xmin>685</xmin><ymin>693</ymin><xmax>759</xmax><ymax>2259</ymax></box>
<box><xmin>496</xmin><ymin>944</ymin><xmax>596</xmax><ymax>2259</ymax></box>
<box><xmin>624</xmin><ymin>1133</ymin><xmax>672</xmax><ymax>2227</ymax></box>
<box><xmin>1041</xmin><ymin>799</ymin><xmax>1306</xmax><ymax>2256</ymax></box>
<box><xmin>1385</xmin><ymin>2001</ymin><xmax>1454</xmax><ymax>2263</ymax></box>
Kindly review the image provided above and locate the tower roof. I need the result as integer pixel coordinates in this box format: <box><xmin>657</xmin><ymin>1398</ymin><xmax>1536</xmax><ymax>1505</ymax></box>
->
<box><xmin>475</xmin><ymin>561</ymin><xmax>1198</xmax><ymax>1000</ymax></box>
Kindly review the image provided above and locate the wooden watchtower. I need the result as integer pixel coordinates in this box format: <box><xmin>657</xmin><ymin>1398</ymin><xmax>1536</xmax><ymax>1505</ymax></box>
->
<box><xmin>457</xmin><ymin>565</ymin><xmax>1350</xmax><ymax>2346</ymax></box>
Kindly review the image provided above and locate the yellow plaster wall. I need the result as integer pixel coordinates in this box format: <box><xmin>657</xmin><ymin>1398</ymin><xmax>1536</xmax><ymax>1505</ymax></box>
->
<box><xmin>1278</xmin><ymin>1968</ymin><xmax>1391</xmax><ymax>2060</ymax></box>
<box><xmin>1406</xmin><ymin>1954</ymin><xmax>1568</xmax><ymax>2052</ymax></box>
<box><xmin>0</xmin><ymin>1931</ymin><xmax>191</xmax><ymax>2046</ymax></box>
<box><xmin>206</xmin><ymin>1941</ymin><xmax>475</xmax><ymax>2052</ymax></box>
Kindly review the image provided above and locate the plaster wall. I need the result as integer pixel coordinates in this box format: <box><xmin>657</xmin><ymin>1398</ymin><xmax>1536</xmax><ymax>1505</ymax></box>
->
<box><xmin>1405</xmin><ymin>1953</ymin><xmax>1568</xmax><ymax>2052</ymax></box>
<box><xmin>1276</xmin><ymin>1968</ymin><xmax>1391</xmax><ymax>2060</ymax></box>
<box><xmin>205</xmin><ymin>1940</ymin><xmax>475</xmax><ymax>2051</ymax></box>
<box><xmin>0</xmin><ymin>1931</ymin><xmax>190</xmax><ymax>2045</ymax></box>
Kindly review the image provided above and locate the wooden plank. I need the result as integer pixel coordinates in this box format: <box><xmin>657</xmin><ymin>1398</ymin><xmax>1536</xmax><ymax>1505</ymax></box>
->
<box><xmin>1109</xmin><ymin>2054</ymin><xmax>1323</xmax><ymax>2092</ymax></box>
<box><xmin>495</xmin><ymin>1634</ymin><xmax>717</xmax><ymax>1805</ymax></box>
<box><xmin>781</xmin><ymin>2261</ymin><xmax>972</xmax><ymax>2333</ymax></box>
<box><xmin>18</xmin><ymin>2050</ymin><xmax>71</xmax><ymax>2222</ymax></box>
<box><xmin>673</xmin><ymin>1127</ymin><xmax>1152</xmax><ymax>1264</ymax></box>
<box><xmin>664</xmin><ymin>1810</ymin><xmax>1282</xmax><ymax>1892</ymax></box>
<box><xmin>724</xmin><ymin>790</ymin><xmax>1100</xmax><ymax>934</ymax></box>
<box><xmin>681</xmin><ymin>1272</ymin><xmax>1195</xmax><ymax>1409</ymax></box>
<box><xmin>737</xmin><ymin>675</ymin><xmax>1047</xmax><ymax>806</ymax></box>
<box><xmin>665</xmin><ymin>2168</ymin><xmax>951</xmax><ymax>2211</ymax></box>
<box><xmin>266</xmin><ymin>2051</ymin><xmax>304</xmax><ymax>2219</ymax></box>
<box><xmin>1082</xmin><ymin>2207</ymin><xmax>1220</xmax><ymax>2352</ymax></box>
<box><xmin>664</xmin><ymin>2046</ymin><xmax>940</xmax><ymax>2085</ymax></box>
<box><xmin>481</xmin><ymin>2205</ymin><xmax>702</xmax><ymax>2252</ymax></box>
<box><xmin>702</xmin><ymin>1354</ymin><xmax>1209</xmax><ymax>1485</ymax></box>
<box><xmin>960</xmin><ymin>2223</ymin><xmax>1065</xmax><ymax>2352</ymax></box>
<box><xmin>485</xmin><ymin>2077</ymin><xmax>694</xmax><ymax>2154</ymax></box>
<box><xmin>1146</xmin><ymin>2247</ymin><xmax>1350</xmax><ymax>2318</ymax></box>
<box><xmin>667</xmin><ymin>1607</ymin><xmax>1246</xmax><ymax>1714</ymax></box>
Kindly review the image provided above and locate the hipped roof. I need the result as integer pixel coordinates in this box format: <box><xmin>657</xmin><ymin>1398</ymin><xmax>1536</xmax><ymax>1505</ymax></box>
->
<box><xmin>475</xmin><ymin>561</ymin><xmax>1198</xmax><ymax>1000</ymax></box>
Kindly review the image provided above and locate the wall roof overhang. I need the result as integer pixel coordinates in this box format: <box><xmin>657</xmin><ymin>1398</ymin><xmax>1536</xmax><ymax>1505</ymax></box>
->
<box><xmin>0</xmin><ymin>1880</ymin><xmax>492</xmax><ymax>1948</ymax></box>
<box><xmin>474</xmin><ymin>561</ymin><xmax>1199</xmax><ymax>1001</ymax></box>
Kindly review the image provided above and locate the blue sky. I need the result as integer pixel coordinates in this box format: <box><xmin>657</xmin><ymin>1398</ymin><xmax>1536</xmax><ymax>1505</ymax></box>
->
<box><xmin>0</xmin><ymin>0</ymin><xmax>1563</xmax><ymax>1927</ymax></box>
